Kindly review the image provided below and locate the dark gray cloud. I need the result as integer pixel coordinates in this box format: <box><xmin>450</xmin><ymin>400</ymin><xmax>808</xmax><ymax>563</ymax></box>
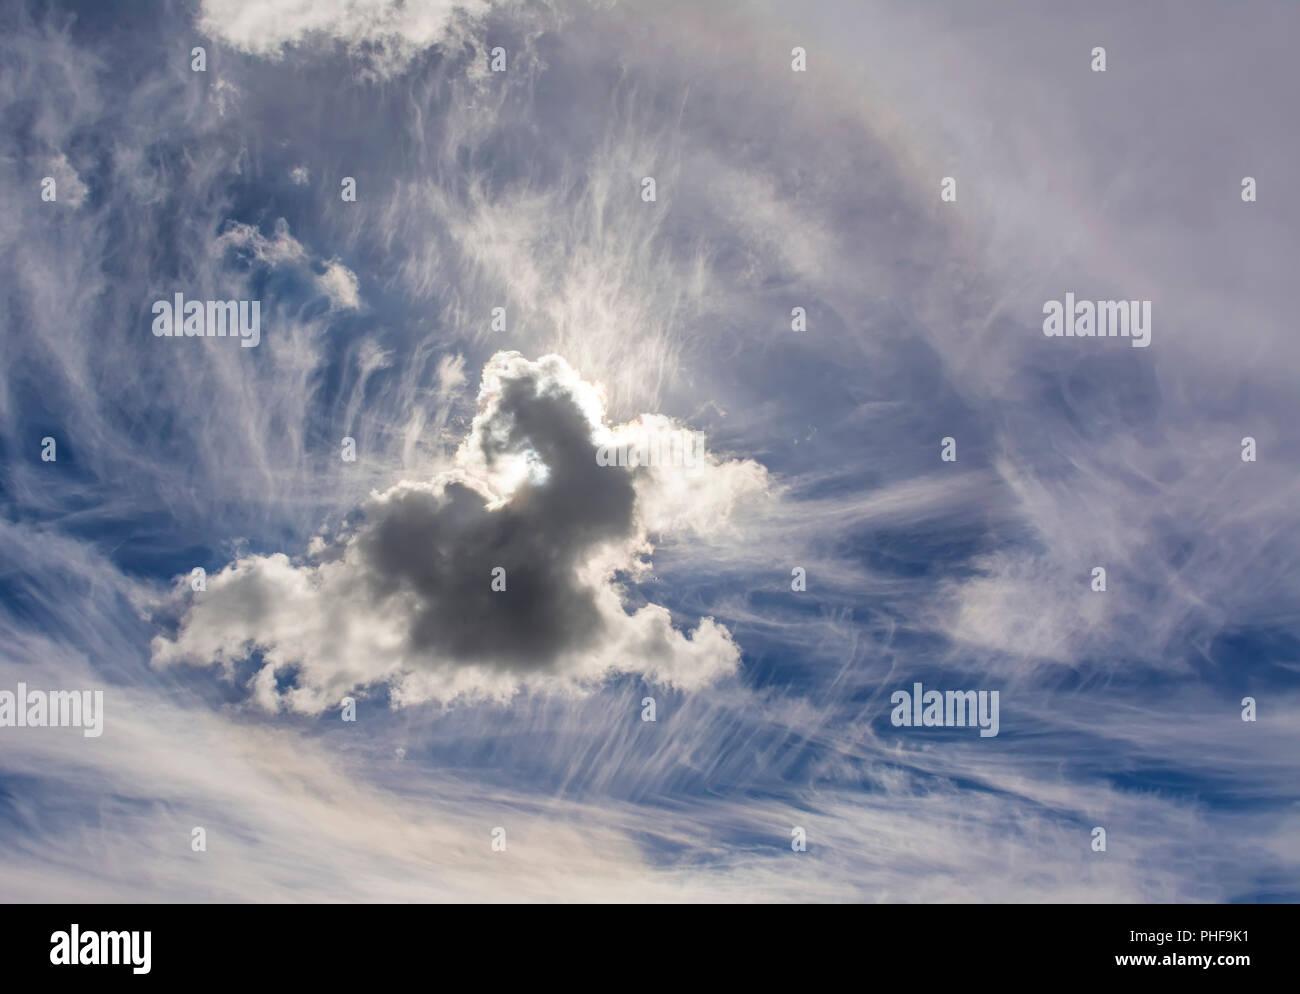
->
<box><xmin>356</xmin><ymin>366</ymin><xmax>635</xmax><ymax>669</ymax></box>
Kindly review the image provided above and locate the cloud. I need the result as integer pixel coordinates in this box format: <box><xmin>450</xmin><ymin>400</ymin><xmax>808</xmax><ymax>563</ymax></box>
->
<box><xmin>198</xmin><ymin>0</ymin><xmax>488</xmax><ymax>78</ymax></box>
<box><xmin>214</xmin><ymin>216</ymin><xmax>307</xmax><ymax>266</ymax></box>
<box><xmin>43</xmin><ymin>152</ymin><xmax>87</xmax><ymax>207</ymax></box>
<box><xmin>152</xmin><ymin>352</ymin><xmax>762</xmax><ymax>709</ymax></box>
<box><xmin>214</xmin><ymin>217</ymin><xmax>362</xmax><ymax>311</ymax></box>
<box><xmin>316</xmin><ymin>258</ymin><xmax>361</xmax><ymax>310</ymax></box>
<box><xmin>4</xmin><ymin>0</ymin><xmax>1299</xmax><ymax>904</ymax></box>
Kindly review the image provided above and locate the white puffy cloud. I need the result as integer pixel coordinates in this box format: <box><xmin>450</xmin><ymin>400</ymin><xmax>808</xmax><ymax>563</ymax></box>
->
<box><xmin>152</xmin><ymin>352</ymin><xmax>766</xmax><ymax>709</ymax></box>
<box><xmin>316</xmin><ymin>258</ymin><xmax>362</xmax><ymax>310</ymax></box>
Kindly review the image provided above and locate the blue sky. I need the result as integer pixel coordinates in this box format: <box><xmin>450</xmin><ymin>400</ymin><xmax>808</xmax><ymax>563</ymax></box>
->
<box><xmin>1</xmin><ymin>0</ymin><xmax>1298</xmax><ymax>902</ymax></box>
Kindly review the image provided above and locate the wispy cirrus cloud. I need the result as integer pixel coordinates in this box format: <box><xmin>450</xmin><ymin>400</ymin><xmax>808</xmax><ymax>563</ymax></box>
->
<box><xmin>1</xmin><ymin>0</ymin><xmax>1298</xmax><ymax>904</ymax></box>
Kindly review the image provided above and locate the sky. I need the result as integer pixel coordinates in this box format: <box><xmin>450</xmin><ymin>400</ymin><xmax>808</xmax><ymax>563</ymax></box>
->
<box><xmin>1</xmin><ymin>0</ymin><xmax>1298</xmax><ymax>902</ymax></box>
